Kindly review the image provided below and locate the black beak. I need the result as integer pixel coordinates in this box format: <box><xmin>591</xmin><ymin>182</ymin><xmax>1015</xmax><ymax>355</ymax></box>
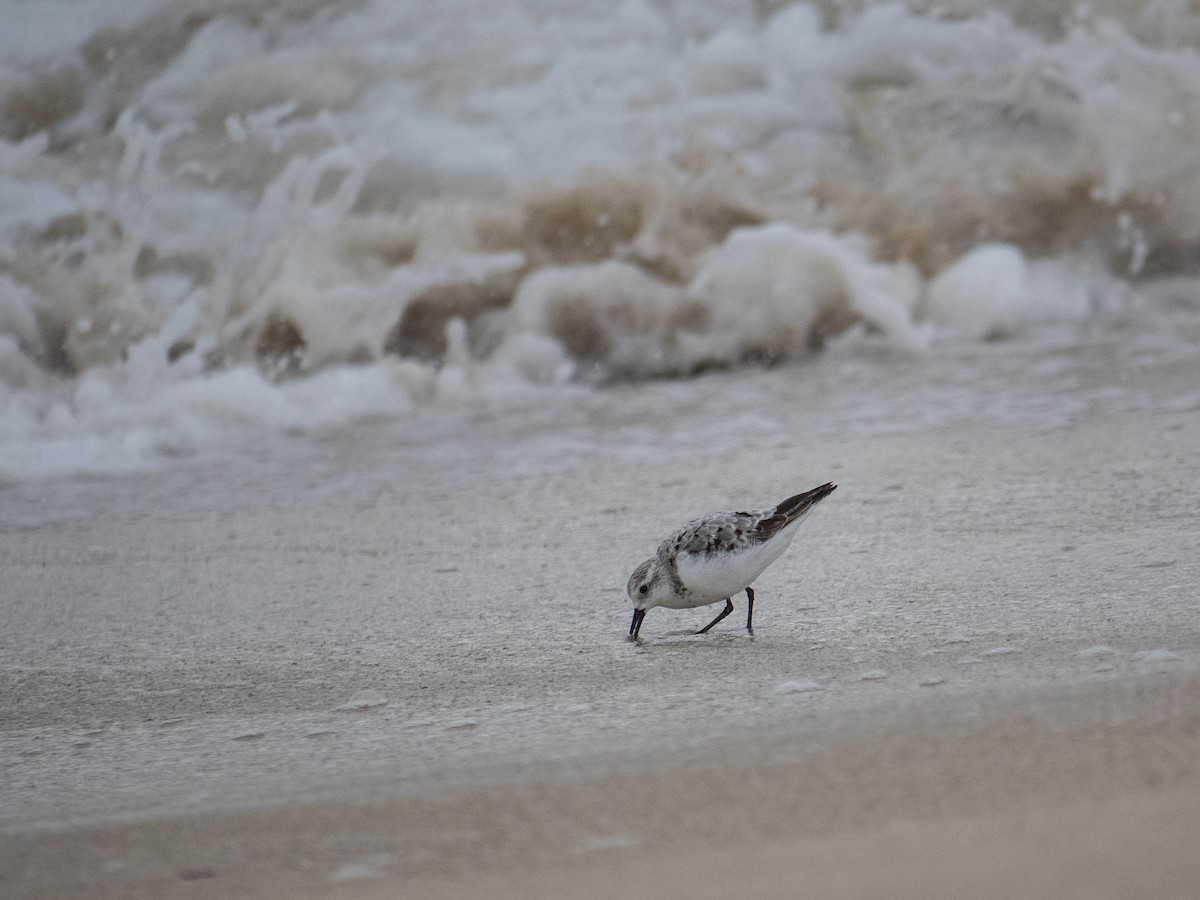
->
<box><xmin>629</xmin><ymin>608</ymin><xmax>646</xmax><ymax>640</ymax></box>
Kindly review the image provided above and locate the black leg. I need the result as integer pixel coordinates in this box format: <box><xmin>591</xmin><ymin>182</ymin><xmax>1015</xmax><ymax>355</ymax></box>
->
<box><xmin>745</xmin><ymin>586</ymin><xmax>755</xmax><ymax>633</ymax></box>
<box><xmin>629</xmin><ymin>608</ymin><xmax>646</xmax><ymax>640</ymax></box>
<box><xmin>696</xmin><ymin>598</ymin><xmax>734</xmax><ymax>634</ymax></box>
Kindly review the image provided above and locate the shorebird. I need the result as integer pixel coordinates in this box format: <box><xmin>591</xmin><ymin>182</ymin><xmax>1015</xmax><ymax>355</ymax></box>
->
<box><xmin>626</xmin><ymin>483</ymin><xmax>836</xmax><ymax>639</ymax></box>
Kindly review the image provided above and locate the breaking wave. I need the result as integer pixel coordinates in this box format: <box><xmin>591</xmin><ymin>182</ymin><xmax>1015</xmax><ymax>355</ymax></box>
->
<box><xmin>2</xmin><ymin>0</ymin><xmax>1199</xmax><ymax>477</ymax></box>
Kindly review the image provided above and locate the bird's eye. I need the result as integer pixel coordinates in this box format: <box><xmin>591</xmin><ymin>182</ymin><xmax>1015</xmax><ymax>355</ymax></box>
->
<box><xmin>639</xmin><ymin>584</ymin><xmax>649</xmax><ymax>594</ymax></box>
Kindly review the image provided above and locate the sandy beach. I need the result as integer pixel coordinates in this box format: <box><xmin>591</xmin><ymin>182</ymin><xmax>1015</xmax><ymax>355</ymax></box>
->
<box><xmin>4</xmin><ymin>308</ymin><xmax>1200</xmax><ymax>898</ymax></box>
<box><xmin>4</xmin><ymin>3</ymin><xmax>1200</xmax><ymax>894</ymax></box>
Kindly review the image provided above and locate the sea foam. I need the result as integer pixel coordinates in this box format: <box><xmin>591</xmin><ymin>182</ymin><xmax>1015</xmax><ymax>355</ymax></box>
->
<box><xmin>2</xmin><ymin>0</ymin><xmax>1200</xmax><ymax>478</ymax></box>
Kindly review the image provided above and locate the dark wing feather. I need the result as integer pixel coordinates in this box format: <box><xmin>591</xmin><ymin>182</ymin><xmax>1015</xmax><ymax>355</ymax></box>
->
<box><xmin>755</xmin><ymin>482</ymin><xmax>837</xmax><ymax>541</ymax></box>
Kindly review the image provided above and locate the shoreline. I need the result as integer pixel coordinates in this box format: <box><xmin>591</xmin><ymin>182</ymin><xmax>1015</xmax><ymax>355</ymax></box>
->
<box><xmin>4</xmin><ymin>313</ymin><xmax>1200</xmax><ymax>896</ymax></box>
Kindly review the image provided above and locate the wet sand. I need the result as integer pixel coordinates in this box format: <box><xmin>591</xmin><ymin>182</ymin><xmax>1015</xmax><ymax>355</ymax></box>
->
<box><xmin>7</xmin><ymin>673</ymin><xmax>1200</xmax><ymax>899</ymax></box>
<box><xmin>3</xmin><ymin>309</ymin><xmax>1200</xmax><ymax>897</ymax></box>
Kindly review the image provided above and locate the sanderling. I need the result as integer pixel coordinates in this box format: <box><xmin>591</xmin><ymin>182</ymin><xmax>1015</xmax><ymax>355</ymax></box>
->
<box><xmin>626</xmin><ymin>482</ymin><xmax>836</xmax><ymax>640</ymax></box>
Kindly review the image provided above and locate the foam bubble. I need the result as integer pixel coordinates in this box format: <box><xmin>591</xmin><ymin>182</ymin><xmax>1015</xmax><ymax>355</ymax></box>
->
<box><xmin>925</xmin><ymin>244</ymin><xmax>1092</xmax><ymax>339</ymax></box>
<box><xmin>688</xmin><ymin>224</ymin><xmax>929</xmax><ymax>357</ymax></box>
<box><xmin>925</xmin><ymin>244</ymin><xmax>1034</xmax><ymax>339</ymax></box>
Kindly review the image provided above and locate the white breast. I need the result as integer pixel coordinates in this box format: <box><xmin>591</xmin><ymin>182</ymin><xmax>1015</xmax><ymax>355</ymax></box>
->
<box><xmin>672</xmin><ymin>520</ymin><xmax>801</xmax><ymax>607</ymax></box>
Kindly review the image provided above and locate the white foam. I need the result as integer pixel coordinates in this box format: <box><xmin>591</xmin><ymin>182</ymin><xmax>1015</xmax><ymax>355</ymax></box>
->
<box><xmin>687</xmin><ymin>224</ymin><xmax>930</xmax><ymax>358</ymax></box>
<box><xmin>925</xmin><ymin>245</ymin><xmax>1091</xmax><ymax>340</ymax></box>
<box><xmin>0</xmin><ymin>0</ymin><xmax>166</xmax><ymax>61</ymax></box>
<box><xmin>0</xmin><ymin>175</ymin><xmax>76</xmax><ymax>234</ymax></box>
<box><xmin>507</xmin><ymin>261</ymin><xmax>688</xmax><ymax>379</ymax></box>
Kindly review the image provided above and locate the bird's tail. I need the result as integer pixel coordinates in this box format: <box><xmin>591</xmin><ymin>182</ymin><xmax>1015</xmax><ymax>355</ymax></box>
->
<box><xmin>756</xmin><ymin>482</ymin><xmax>837</xmax><ymax>538</ymax></box>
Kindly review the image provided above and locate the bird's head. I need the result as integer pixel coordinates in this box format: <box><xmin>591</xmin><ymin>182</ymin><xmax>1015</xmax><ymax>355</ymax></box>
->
<box><xmin>627</xmin><ymin>557</ymin><xmax>671</xmax><ymax>609</ymax></box>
